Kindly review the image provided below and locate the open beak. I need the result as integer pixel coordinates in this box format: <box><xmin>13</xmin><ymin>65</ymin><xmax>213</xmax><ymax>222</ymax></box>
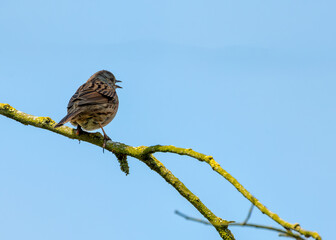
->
<box><xmin>115</xmin><ymin>80</ymin><xmax>122</xmax><ymax>88</ymax></box>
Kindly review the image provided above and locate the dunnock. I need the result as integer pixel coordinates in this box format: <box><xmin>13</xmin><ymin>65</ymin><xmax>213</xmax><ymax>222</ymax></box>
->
<box><xmin>54</xmin><ymin>70</ymin><xmax>121</xmax><ymax>149</ymax></box>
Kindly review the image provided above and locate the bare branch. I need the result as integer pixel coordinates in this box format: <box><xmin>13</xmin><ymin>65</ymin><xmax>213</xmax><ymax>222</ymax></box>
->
<box><xmin>175</xmin><ymin>210</ymin><xmax>306</xmax><ymax>240</ymax></box>
<box><xmin>142</xmin><ymin>145</ymin><xmax>321</xmax><ymax>240</ymax></box>
<box><xmin>0</xmin><ymin>103</ymin><xmax>321</xmax><ymax>240</ymax></box>
<box><xmin>0</xmin><ymin>103</ymin><xmax>234</xmax><ymax>240</ymax></box>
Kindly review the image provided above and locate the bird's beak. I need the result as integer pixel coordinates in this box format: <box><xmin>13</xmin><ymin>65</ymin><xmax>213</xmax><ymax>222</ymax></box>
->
<box><xmin>115</xmin><ymin>80</ymin><xmax>122</xmax><ymax>88</ymax></box>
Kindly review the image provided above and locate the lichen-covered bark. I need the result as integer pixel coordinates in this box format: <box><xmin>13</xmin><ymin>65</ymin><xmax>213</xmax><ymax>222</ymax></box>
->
<box><xmin>142</xmin><ymin>145</ymin><xmax>322</xmax><ymax>240</ymax></box>
<box><xmin>0</xmin><ymin>103</ymin><xmax>234</xmax><ymax>240</ymax></box>
<box><xmin>0</xmin><ymin>103</ymin><xmax>321</xmax><ymax>240</ymax></box>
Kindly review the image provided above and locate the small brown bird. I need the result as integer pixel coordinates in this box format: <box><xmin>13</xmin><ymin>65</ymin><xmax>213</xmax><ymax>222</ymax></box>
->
<box><xmin>54</xmin><ymin>70</ymin><xmax>121</xmax><ymax>149</ymax></box>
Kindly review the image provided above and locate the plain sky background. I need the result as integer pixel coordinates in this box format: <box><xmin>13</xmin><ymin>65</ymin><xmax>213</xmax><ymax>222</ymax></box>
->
<box><xmin>0</xmin><ymin>1</ymin><xmax>335</xmax><ymax>240</ymax></box>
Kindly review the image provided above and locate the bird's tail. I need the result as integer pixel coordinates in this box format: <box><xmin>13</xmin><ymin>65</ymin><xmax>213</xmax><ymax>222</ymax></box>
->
<box><xmin>54</xmin><ymin>111</ymin><xmax>79</xmax><ymax>128</ymax></box>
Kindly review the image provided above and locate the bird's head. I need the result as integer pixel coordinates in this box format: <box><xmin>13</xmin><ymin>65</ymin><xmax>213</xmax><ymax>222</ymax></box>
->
<box><xmin>93</xmin><ymin>70</ymin><xmax>122</xmax><ymax>89</ymax></box>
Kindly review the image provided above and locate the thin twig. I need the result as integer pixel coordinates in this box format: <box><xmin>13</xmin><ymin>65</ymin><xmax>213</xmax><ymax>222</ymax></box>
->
<box><xmin>243</xmin><ymin>204</ymin><xmax>254</xmax><ymax>224</ymax></box>
<box><xmin>175</xmin><ymin>210</ymin><xmax>214</xmax><ymax>226</ymax></box>
<box><xmin>175</xmin><ymin>210</ymin><xmax>306</xmax><ymax>240</ymax></box>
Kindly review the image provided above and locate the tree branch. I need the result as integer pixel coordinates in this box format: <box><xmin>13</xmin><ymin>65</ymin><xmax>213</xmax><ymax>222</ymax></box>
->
<box><xmin>0</xmin><ymin>103</ymin><xmax>321</xmax><ymax>240</ymax></box>
<box><xmin>0</xmin><ymin>103</ymin><xmax>233</xmax><ymax>240</ymax></box>
<box><xmin>142</xmin><ymin>145</ymin><xmax>321</xmax><ymax>240</ymax></box>
<box><xmin>175</xmin><ymin>210</ymin><xmax>306</xmax><ymax>240</ymax></box>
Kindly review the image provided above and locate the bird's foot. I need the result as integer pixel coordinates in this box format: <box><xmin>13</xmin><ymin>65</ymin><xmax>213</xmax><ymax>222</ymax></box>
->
<box><xmin>102</xmin><ymin>134</ymin><xmax>111</xmax><ymax>153</ymax></box>
<box><xmin>98</xmin><ymin>124</ymin><xmax>111</xmax><ymax>153</ymax></box>
<box><xmin>76</xmin><ymin>125</ymin><xmax>84</xmax><ymax>144</ymax></box>
<box><xmin>76</xmin><ymin>125</ymin><xmax>84</xmax><ymax>136</ymax></box>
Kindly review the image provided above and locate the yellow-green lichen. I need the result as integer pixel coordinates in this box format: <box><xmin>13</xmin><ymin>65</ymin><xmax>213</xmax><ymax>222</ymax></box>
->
<box><xmin>0</xmin><ymin>102</ymin><xmax>321</xmax><ymax>240</ymax></box>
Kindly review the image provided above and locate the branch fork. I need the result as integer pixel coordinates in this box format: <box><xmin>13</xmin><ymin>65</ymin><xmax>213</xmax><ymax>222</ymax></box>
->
<box><xmin>0</xmin><ymin>103</ymin><xmax>321</xmax><ymax>240</ymax></box>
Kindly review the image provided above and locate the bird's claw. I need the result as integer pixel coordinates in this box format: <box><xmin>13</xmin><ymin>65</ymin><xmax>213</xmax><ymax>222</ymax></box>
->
<box><xmin>102</xmin><ymin>134</ymin><xmax>111</xmax><ymax>153</ymax></box>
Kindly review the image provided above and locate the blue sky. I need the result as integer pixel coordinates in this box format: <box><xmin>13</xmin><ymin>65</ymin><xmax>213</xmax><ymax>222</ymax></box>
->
<box><xmin>0</xmin><ymin>1</ymin><xmax>335</xmax><ymax>240</ymax></box>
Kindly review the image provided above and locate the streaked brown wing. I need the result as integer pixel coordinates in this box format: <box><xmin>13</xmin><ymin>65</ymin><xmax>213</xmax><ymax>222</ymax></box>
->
<box><xmin>67</xmin><ymin>79</ymin><xmax>116</xmax><ymax>110</ymax></box>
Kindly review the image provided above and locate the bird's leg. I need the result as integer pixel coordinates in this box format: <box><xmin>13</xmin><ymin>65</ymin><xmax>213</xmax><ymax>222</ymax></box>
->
<box><xmin>76</xmin><ymin>125</ymin><xmax>84</xmax><ymax>135</ymax></box>
<box><xmin>76</xmin><ymin>125</ymin><xmax>83</xmax><ymax>144</ymax></box>
<box><xmin>99</xmin><ymin>123</ymin><xmax>111</xmax><ymax>152</ymax></box>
